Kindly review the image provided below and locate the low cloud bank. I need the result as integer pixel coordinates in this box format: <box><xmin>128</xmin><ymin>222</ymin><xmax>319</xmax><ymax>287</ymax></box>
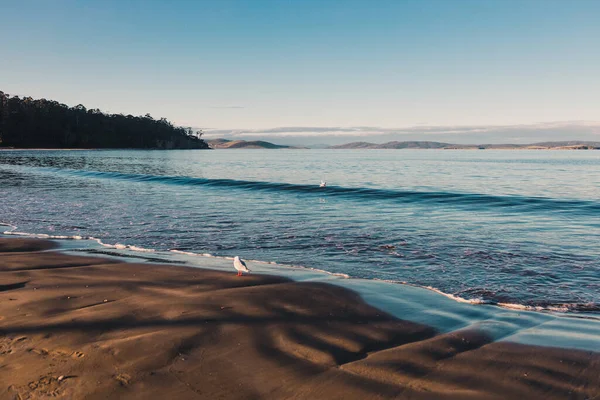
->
<box><xmin>201</xmin><ymin>121</ymin><xmax>600</xmax><ymax>146</ymax></box>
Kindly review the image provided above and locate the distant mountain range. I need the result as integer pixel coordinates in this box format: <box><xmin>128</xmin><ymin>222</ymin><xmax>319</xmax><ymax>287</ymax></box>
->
<box><xmin>328</xmin><ymin>140</ymin><xmax>600</xmax><ymax>150</ymax></box>
<box><xmin>206</xmin><ymin>139</ymin><xmax>302</xmax><ymax>149</ymax></box>
<box><xmin>206</xmin><ymin>138</ymin><xmax>600</xmax><ymax>150</ymax></box>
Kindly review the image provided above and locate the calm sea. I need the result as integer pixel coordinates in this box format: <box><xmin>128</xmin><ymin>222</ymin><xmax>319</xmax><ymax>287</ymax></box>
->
<box><xmin>1</xmin><ymin>149</ymin><xmax>599</xmax><ymax>313</ymax></box>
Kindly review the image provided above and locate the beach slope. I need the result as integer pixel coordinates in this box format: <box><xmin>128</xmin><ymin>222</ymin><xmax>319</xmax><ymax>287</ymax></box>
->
<box><xmin>0</xmin><ymin>238</ymin><xmax>598</xmax><ymax>399</ymax></box>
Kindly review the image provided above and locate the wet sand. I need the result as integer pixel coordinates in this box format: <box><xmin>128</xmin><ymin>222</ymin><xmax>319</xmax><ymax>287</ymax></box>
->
<box><xmin>0</xmin><ymin>238</ymin><xmax>598</xmax><ymax>399</ymax></box>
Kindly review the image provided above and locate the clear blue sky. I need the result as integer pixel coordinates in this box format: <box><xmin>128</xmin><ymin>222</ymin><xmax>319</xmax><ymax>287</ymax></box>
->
<box><xmin>1</xmin><ymin>0</ymin><xmax>599</xmax><ymax>142</ymax></box>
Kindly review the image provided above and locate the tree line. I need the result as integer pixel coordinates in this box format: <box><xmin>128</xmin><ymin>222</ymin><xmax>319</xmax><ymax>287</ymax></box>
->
<box><xmin>0</xmin><ymin>91</ymin><xmax>209</xmax><ymax>149</ymax></box>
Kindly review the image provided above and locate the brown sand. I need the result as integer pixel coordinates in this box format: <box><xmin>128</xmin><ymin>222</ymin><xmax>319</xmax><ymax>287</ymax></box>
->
<box><xmin>0</xmin><ymin>238</ymin><xmax>598</xmax><ymax>399</ymax></box>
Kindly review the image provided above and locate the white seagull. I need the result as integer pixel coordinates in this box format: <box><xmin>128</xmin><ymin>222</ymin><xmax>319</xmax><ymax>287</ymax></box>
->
<box><xmin>320</xmin><ymin>180</ymin><xmax>327</xmax><ymax>187</ymax></box>
<box><xmin>233</xmin><ymin>256</ymin><xmax>250</xmax><ymax>276</ymax></box>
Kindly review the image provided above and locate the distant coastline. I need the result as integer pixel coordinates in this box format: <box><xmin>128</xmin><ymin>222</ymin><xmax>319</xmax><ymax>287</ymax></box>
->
<box><xmin>328</xmin><ymin>140</ymin><xmax>600</xmax><ymax>150</ymax></box>
<box><xmin>206</xmin><ymin>138</ymin><xmax>600</xmax><ymax>150</ymax></box>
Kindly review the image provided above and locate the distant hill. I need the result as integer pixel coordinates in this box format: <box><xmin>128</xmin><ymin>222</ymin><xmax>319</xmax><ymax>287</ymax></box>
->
<box><xmin>378</xmin><ymin>141</ymin><xmax>453</xmax><ymax>149</ymax></box>
<box><xmin>329</xmin><ymin>141</ymin><xmax>378</xmax><ymax>149</ymax></box>
<box><xmin>207</xmin><ymin>139</ymin><xmax>304</xmax><ymax>149</ymax></box>
<box><xmin>329</xmin><ymin>140</ymin><xmax>600</xmax><ymax>150</ymax></box>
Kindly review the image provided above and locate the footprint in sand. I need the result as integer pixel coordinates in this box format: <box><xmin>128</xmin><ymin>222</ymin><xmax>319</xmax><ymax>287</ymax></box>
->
<box><xmin>114</xmin><ymin>373</ymin><xmax>131</xmax><ymax>386</ymax></box>
<box><xmin>0</xmin><ymin>336</ymin><xmax>28</xmax><ymax>355</ymax></box>
<box><xmin>10</xmin><ymin>374</ymin><xmax>75</xmax><ymax>399</ymax></box>
<box><xmin>29</xmin><ymin>348</ymin><xmax>50</xmax><ymax>356</ymax></box>
<box><xmin>71</xmin><ymin>351</ymin><xmax>85</xmax><ymax>359</ymax></box>
<box><xmin>28</xmin><ymin>347</ymin><xmax>85</xmax><ymax>361</ymax></box>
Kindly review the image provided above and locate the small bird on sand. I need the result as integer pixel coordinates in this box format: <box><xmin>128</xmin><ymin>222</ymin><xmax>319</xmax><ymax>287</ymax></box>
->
<box><xmin>320</xmin><ymin>180</ymin><xmax>327</xmax><ymax>187</ymax></box>
<box><xmin>233</xmin><ymin>256</ymin><xmax>250</xmax><ymax>276</ymax></box>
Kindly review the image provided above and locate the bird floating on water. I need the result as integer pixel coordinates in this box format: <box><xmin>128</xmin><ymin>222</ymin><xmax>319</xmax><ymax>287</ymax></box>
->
<box><xmin>320</xmin><ymin>180</ymin><xmax>327</xmax><ymax>187</ymax></box>
<box><xmin>233</xmin><ymin>256</ymin><xmax>250</xmax><ymax>276</ymax></box>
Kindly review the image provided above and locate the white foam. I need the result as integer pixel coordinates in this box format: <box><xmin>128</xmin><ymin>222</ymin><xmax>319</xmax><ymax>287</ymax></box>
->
<box><xmin>92</xmin><ymin>239</ymin><xmax>157</xmax><ymax>253</ymax></box>
<box><xmin>498</xmin><ymin>303</ymin><xmax>546</xmax><ymax>312</ymax></box>
<box><xmin>264</xmin><ymin>262</ymin><xmax>350</xmax><ymax>279</ymax></box>
<box><xmin>127</xmin><ymin>245</ymin><xmax>155</xmax><ymax>253</ymax></box>
<box><xmin>373</xmin><ymin>278</ymin><xmax>409</xmax><ymax>285</ymax></box>
<box><xmin>170</xmin><ymin>249</ymin><xmax>200</xmax><ymax>256</ymax></box>
<box><xmin>2</xmin><ymin>231</ymin><xmax>84</xmax><ymax>240</ymax></box>
<box><xmin>0</xmin><ymin>231</ymin><xmax>154</xmax><ymax>255</ymax></box>
<box><xmin>0</xmin><ymin>222</ymin><xmax>18</xmax><ymax>232</ymax></box>
<box><xmin>423</xmin><ymin>286</ymin><xmax>491</xmax><ymax>305</ymax></box>
<box><xmin>301</xmin><ymin>267</ymin><xmax>350</xmax><ymax>278</ymax></box>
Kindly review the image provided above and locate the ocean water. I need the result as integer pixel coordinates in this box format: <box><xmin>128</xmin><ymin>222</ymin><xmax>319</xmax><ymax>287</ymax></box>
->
<box><xmin>1</xmin><ymin>149</ymin><xmax>599</xmax><ymax>313</ymax></box>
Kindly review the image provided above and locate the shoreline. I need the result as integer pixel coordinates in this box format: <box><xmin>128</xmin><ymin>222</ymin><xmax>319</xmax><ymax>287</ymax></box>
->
<box><xmin>3</xmin><ymin>229</ymin><xmax>599</xmax><ymax>318</ymax></box>
<box><xmin>0</xmin><ymin>148</ymin><xmax>211</xmax><ymax>151</ymax></box>
<box><xmin>1</xmin><ymin>238</ymin><xmax>599</xmax><ymax>399</ymax></box>
<box><xmin>2</xmin><ymin>146</ymin><xmax>599</xmax><ymax>151</ymax></box>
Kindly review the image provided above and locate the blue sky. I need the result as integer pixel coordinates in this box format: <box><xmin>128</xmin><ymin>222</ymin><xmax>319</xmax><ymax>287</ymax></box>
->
<box><xmin>1</xmin><ymin>0</ymin><xmax>599</xmax><ymax>144</ymax></box>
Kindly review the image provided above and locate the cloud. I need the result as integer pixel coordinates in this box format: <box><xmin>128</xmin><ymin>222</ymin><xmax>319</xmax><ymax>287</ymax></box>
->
<box><xmin>202</xmin><ymin>121</ymin><xmax>600</xmax><ymax>142</ymax></box>
<box><xmin>208</xmin><ymin>106</ymin><xmax>245</xmax><ymax>109</ymax></box>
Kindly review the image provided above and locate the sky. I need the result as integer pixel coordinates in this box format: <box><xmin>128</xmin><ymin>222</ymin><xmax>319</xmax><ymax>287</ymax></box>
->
<box><xmin>1</xmin><ymin>0</ymin><xmax>599</xmax><ymax>144</ymax></box>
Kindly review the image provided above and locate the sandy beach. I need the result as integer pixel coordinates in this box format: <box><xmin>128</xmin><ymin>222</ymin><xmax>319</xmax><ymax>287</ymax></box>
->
<box><xmin>0</xmin><ymin>238</ymin><xmax>598</xmax><ymax>399</ymax></box>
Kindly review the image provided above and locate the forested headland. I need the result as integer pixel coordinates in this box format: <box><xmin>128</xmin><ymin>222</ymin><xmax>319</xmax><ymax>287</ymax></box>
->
<box><xmin>0</xmin><ymin>91</ymin><xmax>209</xmax><ymax>149</ymax></box>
